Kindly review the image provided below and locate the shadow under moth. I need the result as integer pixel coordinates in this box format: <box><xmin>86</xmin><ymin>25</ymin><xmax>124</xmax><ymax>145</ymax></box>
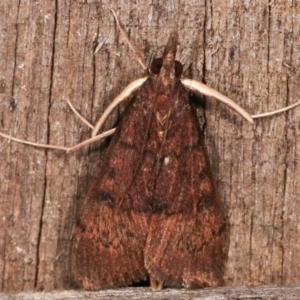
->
<box><xmin>1</xmin><ymin>10</ymin><xmax>299</xmax><ymax>291</ymax></box>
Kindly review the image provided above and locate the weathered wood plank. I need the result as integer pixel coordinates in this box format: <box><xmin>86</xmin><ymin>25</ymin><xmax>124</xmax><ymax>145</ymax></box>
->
<box><xmin>0</xmin><ymin>0</ymin><xmax>299</xmax><ymax>292</ymax></box>
<box><xmin>2</xmin><ymin>286</ymin><xmax>300</xmax><ymax>300</ymax></box>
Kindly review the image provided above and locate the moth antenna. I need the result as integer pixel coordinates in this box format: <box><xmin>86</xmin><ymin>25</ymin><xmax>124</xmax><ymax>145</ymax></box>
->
<box><xmin>252</xmin><ymin>100</ymin><xmax>300</xmax><ymax>118</ymax></box>
<box><xmin>0</xmin><ymin>131</ymin><xmax>69</xmax><ymax>151</ymax></box>
<box><xmin>67</xmin><ymin>128</ymin><xmax>116</xmax><ymax>152</ymax></box>
<box><xmin>0</xmin><ymin>79</ymin><xmax>147</xmax><ymax>152</ymax></box>
<box><xmin>181</xmin><ymin>78</ymin><xmax>254</xmax><ymax>123</ymax></box>
<box><xmin>111</xmin><ymin>9</ymin><xmax>147</xmax><ymax>70</ymax></box>
<box><xmin>0</xmin><ymin>128</ymin><xmax>116</xmax><ymax>152</ymax></box>
<box><xmin>92</xmin><ymin>77</ymin><xmax>148</xmax><ymax>137</ymax></box>
<box><xmin>67</xmin><ymin>100</ymin><xmax>94</xmax><ymax>129</ymax></box>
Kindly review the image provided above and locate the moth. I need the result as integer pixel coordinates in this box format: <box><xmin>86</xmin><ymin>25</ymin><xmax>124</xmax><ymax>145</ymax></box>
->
<box><xmin>1</xmin><ymin>10</ymin><xmax>298</xmax><ymax>292</ymax></box>
<box><xmin>70</xmin><ymin>24</ymin><xmax>254</xmax><ymax>289</ymax></box>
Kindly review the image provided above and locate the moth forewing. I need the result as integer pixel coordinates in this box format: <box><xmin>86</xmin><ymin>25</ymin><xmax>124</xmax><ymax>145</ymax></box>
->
<box><xmin>72</xmin><ymin>30</ymin><xmax>229</xmax><ymax>291</ymax></box>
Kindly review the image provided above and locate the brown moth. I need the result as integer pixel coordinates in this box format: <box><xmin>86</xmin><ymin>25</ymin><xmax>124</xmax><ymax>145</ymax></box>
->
<box><xmin>71</xmin><ymin>31</ymin><xmax>240</xmax><ymax>291</ymax></box>
<box><xmin>1</xmin><ymin>10</ymin><xmax>299</xmax><ymax>292</ymax></box>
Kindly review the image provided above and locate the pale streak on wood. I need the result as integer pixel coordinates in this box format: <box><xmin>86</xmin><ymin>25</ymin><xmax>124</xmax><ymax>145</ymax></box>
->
<box><xmin>91</xmin><ymin>77</ymin><xmax>148</xmax><ymax>137</ymax></box>
<box><xmin>181</xmin><ymin>79</ymin><xmax>254</xmax><ymax>124</ymax></box>
<box><xmin>1</xmin><ymin>286</ymin><xmax>300</xmax><ymax>299</ymax></box>
<box><xmin>94</xmin><ymin>37</ymin><xmax>106</xmax><ymax>55</ymax></box>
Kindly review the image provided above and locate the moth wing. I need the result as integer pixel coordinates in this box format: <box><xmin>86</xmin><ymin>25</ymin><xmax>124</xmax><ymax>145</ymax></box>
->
<box><xmin>144</xmin><ymin>153</ymin><xmax>228</xmax><ymax>289</ymax></box>
<box><xmin>71</xmin><ymin>83</ymin><xmax>154</xmax><ymax>289</ymax></box>
<box><xmin>72</xmin><ymin>202</ymin><xmax>149</xmax><ymax>289</ymax></box>
<box><xmin>143</xmin><ymin>82</ymin><xmax>228</xmax><ymax>290</ymax></box>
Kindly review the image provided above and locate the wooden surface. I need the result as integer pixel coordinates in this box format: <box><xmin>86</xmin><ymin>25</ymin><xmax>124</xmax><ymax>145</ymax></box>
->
<box><xmin>0</xmin><ymin>0</ymin><xmax>300</xmax><ymax>292</ymax></box>
<box><xmin>1</xmin><ymin>286</ymin><xmax>300</xmax><ymax>300</ymax></box>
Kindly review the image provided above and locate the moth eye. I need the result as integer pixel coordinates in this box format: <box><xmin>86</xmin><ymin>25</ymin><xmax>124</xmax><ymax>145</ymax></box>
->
<box><xmin>151</xmin><ymin>58</ymin><xmax>163</xmax><ymax>74</ymax></box>
<box><xmin>174</xmin><ymin>60</ymin><xmax>183</xmax><ymax>77</ymax></box>
<box><xmin>151</xmin><ymin>58</ymin><xmax>183</xmax><ymax>77</ymax></box>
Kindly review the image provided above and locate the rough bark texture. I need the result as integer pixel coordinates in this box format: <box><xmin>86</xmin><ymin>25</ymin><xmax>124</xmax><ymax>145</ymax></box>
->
<box><xmin>0</xmin><ymin>0</ymin><xmax>299</xmax><ymax>293</ymax></box>
<box><xmin>1</xmin><ymin>286</ymin><xmax>300</xmax><ymax>300</ymax></box>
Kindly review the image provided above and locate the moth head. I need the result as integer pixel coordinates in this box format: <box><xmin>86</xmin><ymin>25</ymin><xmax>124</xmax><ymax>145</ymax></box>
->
<box><xmin>151</xmin><ymin>58</ymin><xmax>183</xmax><ymax>78</ymax></box>
<box><xmin>150</xmin><ymin>30</ymin><xmax>183</xmax><ymax>81</ymax></box>
<box><xmin>151</xmin><ymin>31</ymin><xmax>183</xmax><ymax>85</ymax></box>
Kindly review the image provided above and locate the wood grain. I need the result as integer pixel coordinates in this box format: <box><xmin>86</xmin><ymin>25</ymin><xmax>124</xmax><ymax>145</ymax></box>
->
<box><xmin>0</xmin><ymin>0</ymin><xmax>299</xmax><ymax>292</ymax></box>
<box><xmin>1</xmin><ymin>286</ymin><xmax>300</xmax><ymax>300</ymax></box>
